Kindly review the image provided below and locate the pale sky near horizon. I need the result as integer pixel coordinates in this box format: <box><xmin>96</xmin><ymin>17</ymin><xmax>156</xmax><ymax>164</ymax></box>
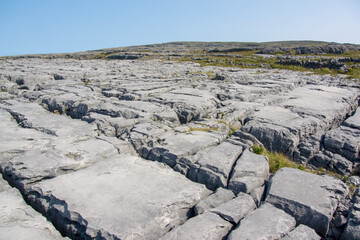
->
<box><xmin>0</xmin><ymin>0</ymin><xmax>359</xmax><ymax>56</ymax></box>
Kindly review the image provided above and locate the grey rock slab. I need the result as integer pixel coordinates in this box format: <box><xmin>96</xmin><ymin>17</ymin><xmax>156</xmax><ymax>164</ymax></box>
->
<box><xmin>250</xmin><ymin>185</ymin><xmax>266</xmax><ymax>206</ymax></box>
<box><xmin>341</xmin><ymin>201</ymin><xmax>360</xmax><ymax>240</ymax></box>
<box><xmin>241</xmin><ymin>105</ymin><xmax>318</xmax><ymax>154</ymax></box>
<box><xmin>160</xmin><ymin>211</ymin><xmax>232</xmax><ymax>240</ymax></box>
<box><xmin>344</xmin><ymin>107</ymin><xmax>360</xmax><ymax>130</ymax></box>
<box><xmin>227</xmin><ymin>203</ymin><xmax>296</xmax><ymax>240</ymax></box>
<box><xmin>196</xmin><ymin>141</ymin><xmax>244</xmax><ymax>180</ymax></box>
<box><xmin>309</xmin><ymin>150</ymin><xmax>353</xmax><ymax>175</ymax></box>
<box><xmin>209</xmin><ymin>192</ymin><xmax>256</xmax><ymax>224</ymax></box>
<box><xmin>116</xmin><ymin>100</ymin><xmax>179</xmax><ymax>123</ymax></box>
<box><xmin>194</xmin><ymin>187</ymin><xmax>235</xmax><ymax>215</ymax></box>
<box><xmin>266</xmin><ymin>167</ymin><xmax>349</xmax><ymax>236</ymax></box>
<box><xmin>2</xmin><ymin>136</ymin><xmax>120</xmax><ymax>186</ymax></box>
<box><xmin>323</xmin><ymin>126</ymin><xmax>360</xmax><ymax>162</ymax></box>
<box><xmin>216</xmin><ymin>101</ymin><xmax>261</xmax><ymax>123</ymax></box>
<box><xmin>348</xmin><ymin>176</ymin><xmax>360</xmax><ymax>186</ymax></box>
<box><xmin>148</xmin><ymin>130</ymin><xmax>224</xmax><ymax>167</ymax></box>
<box><xmin>194</xmin><ymin>141</ymin><xmax>244</xmax><ymax>189</ymax></box>
<box><xmin>228</xmin><ymin>149</ymin><xmax>269</xmax><ymax>194</ymax></box>
<box><xmin>280</xmin><ymin>224</ymin><xmax>321</xmax><ymax>240</ymax></box>
<box><xmin>279</xmin><ymin>85</ymin><xmax>358</xmax><ymax>125</ymax></box>
<box><xmin>84</xmin><ymin>112</ymin><xmax>138</xmax><ymax>138</ymax></box>
<box><xmin>32</xmin><ymin>154</ymin><xmax>211</xmax><ymax>240</ymax></box>
<box><xmin>0</xmin><ymin>106</ymin><xmax>126</xmax><ymax>187</ymax></box>
<box><xmin>0</xmin><ymin>176</ymin><xmax>67</xmax><ymax>240</ymax></box>
<box><xmin>156</xmin><ymin>88</ymin><xmax>219</xmax><ymax>123</ymax></box>
<box><xmin>0</xmin><ymin>109</ymin><xmax>53</xmax><ymax>159</ymax></box>
<box><xmin>242</xmin><ymin>85</ymin><xmax>359</xmax><ymax>157</ymax></box>
<box><xmin>1</xmin><ymin>100</ymin><xmax>97</xmax><ymax>138</ymax></box>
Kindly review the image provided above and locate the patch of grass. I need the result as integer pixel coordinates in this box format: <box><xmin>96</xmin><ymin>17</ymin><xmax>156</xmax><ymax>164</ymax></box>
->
<box><xmin>188</xmin><ymin>127</ymin><xmax>219</xmax><ymax>132</ymax></box>
<box><xmin>266</xmin><ymin>151</ymin><xmax>299</xmax><ymax>173</ymax></box>
<box><xmin>217</xmin><ymin>120</ymin><xmax>227</xmax><ymax>124</ymax></box>
<box><xmin>170</xmin><ymin>51</ymin><xmax>360</xmax><ymax>81</ymax></box>
<box><xmin>229</xmin><ymin>126</ymin><xmax>238</xmax><ymax>136</ymax></box>
<box><xmin>252</xmin><ymin>145</ymin><xmax>265</xmax><ymax>155</ymax></box>
<box><xmin>347</xmin><ymin>67</ymin><xmax>360</xmax><ymax>80</ymax></box>
<box><xmin>187</xmin><ymin>70</ymin><xmax>215</xmax><ymax>79</ymax></box>
<box><xmin>252</xmin><ymin>145</ymin><xmax>305</xmax><ymax>173</ymax></box>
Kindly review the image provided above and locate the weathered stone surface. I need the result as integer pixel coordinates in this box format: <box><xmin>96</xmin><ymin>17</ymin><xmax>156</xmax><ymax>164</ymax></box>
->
<box><xmin>280</xmin><ymin>224</ymin><xmax>321</xmax><ymax>240</ymax></box>
<box><xmin>242</xmin><ymin>85</ymin><xmax>359</xmax><ymax>158</ymax></box>
<box><xmin>156</xmin><ymin>88</ymin><xmax>219</xmax><ymax>124</ymax></box>
<box><xmin>0</xmin><ymin>105</ymin><xmax>121</xmax><ymax>187</ymax></box>
<box><xmin>160</xmin><ymin>211</ymin><xmax>232</xmax><ymax>240</ymax></box>
<box><xmin>250</xmin><ymin>186</ymin><xmax>265</xmax><ymax>206</ymax></box>
<box><xmin>192</xmin><ymin>140</ymin><xmax>243</xmax><ymax>189</ymax></box>
<box><xmin>348</xmin><ymin>176</ymin><xmax>360</xmax><ymax>186</ymax></box>
<box><xmin>0</xmin><ymin>55</ymin><xmax>359</xmax><ymax>240</ymax></box>
<box><xmin>210</xmin><ymin>192</ymin><xmax>256</xmax><ymax>224</ymax></box>
<box><xmin>148</xmin><ymin>131</ymin><xmax>223</xmax><ymax>168</ymax></box>
<box><xmin>227</xmin><ymin>203</ymin><xmax>296</xmax><ymax>240</ymax></box>
<box><xmin>341</xmin><ymin>188</ymin><xmax>360</xmax><ymax>240</ymax></box>
<box><xmin>193</xmin><ymin>187</ymin><xmax>235</xmax><ymax>215</ymax></box>
<box><xmin>228</xmin><ymin>149</ymin><xmax>269</xmax><ymax>194</ymax></box>
<box><xmin>266</xmin><ymin>167</ymin><xmax>349</xmax><ymax>236</ymax></box>
<box><xmin>31</xmin><ymin>155</ymin><xmax>211</xmax><ymax>240</ymax></box>
<box><xmin>0</xmin><ymin>176</ymin><xmax>67</xmax><ymax>240</ymax></box>
<box><xmin>343</xmin><ymin>107</ymin><xmax>360</xmax><ymax>130</ymax></box>
<box><xmin>323</xmin><ymin>126</ymin><xmax>360</xmax><ymax>162</ymax></box>
<box><xmin>309</xmin><ymin>150</ymin><xmax>353</xmax><ymax>175</ymax></box>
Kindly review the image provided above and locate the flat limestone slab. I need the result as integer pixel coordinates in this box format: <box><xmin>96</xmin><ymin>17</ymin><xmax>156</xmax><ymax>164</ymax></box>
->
<box><xmin>343</xmin><ymin>107</ymin><xmax>360</xmax><ymax>130</ymax></box>
<box><xmin>228</xmin><ymin>149</ymin><xmax>269</xmax><ymax>194</ymax></box>
<box><xmin>266</xmin><ymin>167</ymin><xmax>348</xmax><ymax>236</ymax></box>
<box><xmin>0</xmin><ymin>108</ymin><xmax>120</xmax><ymax>185</ymax></box>
<box><xmin>32</xmin><ymin>154</ymin><xmax>211</xmax><ymax>240</ymax></box>
<box><xmin>160</xmin><ymin>211</ymin><xmax>232</xmax><ymax>240</ymax></box>
<box><xmin>209</xmin><ymin>192</ymin><xmax>256</xmax><ymax>224</ymax></box>
<box><xmin>148</xmin><ymin>130</ymin><xmax>223</xmax><ymax>168</ymax></box>
<box><xmin>1</xmin><ymin>100</ymin><xmax>97</xmax><ymax>138</ymax></box>
<box><xmin>0</xmin><ymin>177</ymin><xmax>67</xmax><ymax>240</ymax></box>
<box><xmin>227</xmin><ymin>203</ymin><xmax>296</xmax><ymax>240</ymax></box>
<box><xmin>280</xmin><ymin>224</ymin><xmax>321</xmax><ymax>240</ymax></box>
<box><xmin>194</xmin><ymin>187</ymin><xmax>235</xmax><ymax>215</ymax></box>
<box><xmin>196</xmin><ymin>141</ymin><xmax>244</xmax><ymax>184</ymax></box>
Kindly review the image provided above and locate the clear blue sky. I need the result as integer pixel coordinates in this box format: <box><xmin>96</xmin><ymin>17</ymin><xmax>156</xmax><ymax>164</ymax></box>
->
<box><xmin>1</xmin><ymin>0</ymin><xmax>359</xmax><ymax>56</ymax></box>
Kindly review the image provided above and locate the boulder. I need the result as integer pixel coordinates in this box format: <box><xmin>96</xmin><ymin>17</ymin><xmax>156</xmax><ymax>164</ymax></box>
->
<box><xmin>228</xmin><ymin>149</ymin><xmax>269</xmax><ymax>194</ymax></box>
<box><xmin>343</xmin><ymin>107</ymin><xmax>360</xmax><ymax>130</ymax></box>
<box><xmin>193</xmin><ymin>187</ymin><xmax>235</xmax><ymax>215</ymax></box>
<box><xmin>341</xmin><ymin>188</ymin><xmax>360</xmax><ymax>240</ymax></box>
<box><xmin>280</xmin><ymin>224</ymin><xmax>321</xmax><ymax>240</ymax></box>
<box><xmin>209</xmin><ymin>192</ymin><xmax>256</xmax><ymax>224</ymax></box>
<box><xmin>192</xmin><ymin>141</ymin><xmax>244</xmax><ymax>189</ymax></box>
<box><xmin>323</xmin><ymin>126</ymin><xmax>360</xmax><ymax>162</ymax></box>
<box><xmin>160</xmin><ymin>212</ymin><xmax>232</xmax><ymax>240</ymax></box>
<box><xmin>266</xmin><ymin>168</ymin><xmax>349</xmax><ymax>236</ymax></box>
<box><xmin>308</xmin><ymin>150</ymin><xmax>353</xmax><ymax>175</ymax></box>
<box><xmin>227</xmin><ymin>203</ymin><xmax>296</xmax><ymax>240</ymax></box>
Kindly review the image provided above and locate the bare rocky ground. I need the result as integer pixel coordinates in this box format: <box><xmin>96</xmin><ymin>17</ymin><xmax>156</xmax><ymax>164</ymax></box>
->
<box><xmin>0</xmin><ymin>55</ymin><xmax>360</xmax><ymax>239</ymax></box>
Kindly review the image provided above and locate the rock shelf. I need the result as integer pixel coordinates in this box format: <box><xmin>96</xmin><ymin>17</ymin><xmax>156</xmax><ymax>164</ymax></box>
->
<box><xmin>0</xmin><ymin>57</ymin><xmax>359</xmax><ymax>239</ymax></box>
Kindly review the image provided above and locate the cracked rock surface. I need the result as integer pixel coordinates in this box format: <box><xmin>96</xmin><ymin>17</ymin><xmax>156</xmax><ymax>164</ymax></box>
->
<box><xmin>0</xmin><ymin>57</ymin><xmax>359</xmax><ymax>239</ymax></box>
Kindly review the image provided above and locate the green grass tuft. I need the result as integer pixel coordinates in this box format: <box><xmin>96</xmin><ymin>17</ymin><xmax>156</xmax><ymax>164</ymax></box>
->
<box><xmin>188</xmin><ymin>127</ymin><xmax>219</xmax><ymax>132</ymax></box>
<box><xmin>252</xmin><ymin>145</ymin><xmax>265</xmax><ymax>155</ymax></box>
<box><xmin>266</xmin><ymin>151</ymin><xmax>299</xmax><ymax>173</ymax></box>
